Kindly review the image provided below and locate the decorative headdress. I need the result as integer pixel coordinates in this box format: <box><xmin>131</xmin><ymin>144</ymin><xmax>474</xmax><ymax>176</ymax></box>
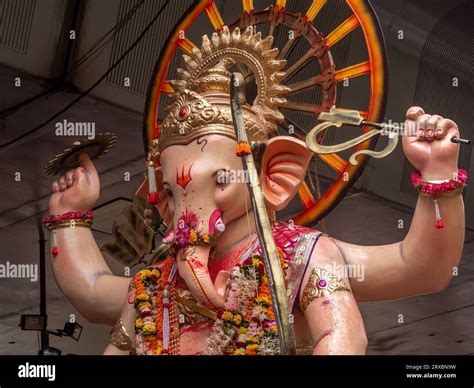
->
<box><xmin>155</xmin><ymin>25</ymin><xmax>290</xmax><ymax>154</ymax></box>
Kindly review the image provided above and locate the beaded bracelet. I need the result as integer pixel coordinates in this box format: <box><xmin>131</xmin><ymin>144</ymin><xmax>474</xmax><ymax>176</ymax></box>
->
<box><xmin>42</xmin><ymin>210</ymin><xmax>94</xmax><ymax>256</ymax></box>
<box><xmin>411</xmin><ymin>169</ymin><xmax>467</xmax><ymax>196</ymax></box>
<box><xmin>42</xmin><ymin>210</ymin><xmax>94</xmax><ymax>224</ymax></box>
<box><xmin>411</xmin><ymin>169</ymin><xmax>467</xmax><ymax>229</ymax></box>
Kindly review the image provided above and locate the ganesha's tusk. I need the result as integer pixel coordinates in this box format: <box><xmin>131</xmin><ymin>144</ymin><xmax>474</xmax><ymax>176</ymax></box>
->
<box><xmin>208</xmin><ymin>209</ymin><xmax>225</xmax><ymax>235</ymax></box>
<box><xmin>214</xmin><ymin>217</ymin><xmax>226</xmax><ymax>232</ymax></box>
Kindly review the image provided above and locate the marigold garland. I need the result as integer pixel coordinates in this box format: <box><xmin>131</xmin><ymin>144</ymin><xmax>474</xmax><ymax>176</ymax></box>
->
<box><xmin>134</xmin><ymin>245</ymin><xmax>288</xmax><ymax>355</ymax></box>
<box><xmin>207</xmin><ymin>249</ymin><xmax>287</xmax><ymax>355</ymax></box>
<box><xmin>134</xmin><ymin>256</ymin><xmax>175</xmax><ymax>355</ymax></box>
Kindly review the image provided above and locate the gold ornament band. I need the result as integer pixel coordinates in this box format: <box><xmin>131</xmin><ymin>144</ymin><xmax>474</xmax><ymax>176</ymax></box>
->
<box><xmin>109</xmin><ymin>318</ymin><xmax>134</xmax><ymax>352</ymax></box>
<box><xmin>301</xmin><ymin>267</ymin><xmax>351</xmax><ymax>311</ymax></box>
<box><xmin>157</xmin><ymin>26</ymin><xmax>289</xmax><ymax>153</ymax></box>
<box><xmin>46</xmin><ymin>219</ymin><xmax>93</xmax><ymax>231</ymax></box>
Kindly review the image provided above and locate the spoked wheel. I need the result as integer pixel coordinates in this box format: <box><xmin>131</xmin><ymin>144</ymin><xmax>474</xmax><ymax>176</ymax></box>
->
<box><xmin>144</xmin><ymin>0</ymin><xmax>388</xmax><ymax>227</ymax></box>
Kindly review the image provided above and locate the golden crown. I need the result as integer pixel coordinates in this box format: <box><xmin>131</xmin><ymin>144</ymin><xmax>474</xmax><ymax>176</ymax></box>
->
<box><xmin>157</xmin><ymin>25</ymin><xmax>290</xmax><ymax>152</ymax></box>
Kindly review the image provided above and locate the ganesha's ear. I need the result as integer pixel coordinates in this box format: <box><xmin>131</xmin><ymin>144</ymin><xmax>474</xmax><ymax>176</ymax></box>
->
<box><xmin>261</xmin><ymin>136</ymin><xmax>313</xmax><ymax>211</ymax></box>
<box><xmin>135</xmin><ymin>166</ymin><xmax>173</xmax><ymax>226</ymax></box>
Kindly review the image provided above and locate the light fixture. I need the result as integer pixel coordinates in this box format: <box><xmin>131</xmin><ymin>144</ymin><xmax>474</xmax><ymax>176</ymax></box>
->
<box><xmin>39</xmin><ymin>347</ymin><xmax>62</xmax><ymax>356</ymax></box>
<box><xmin>19</xmin><ymin>314</ymin><xmax>47</xmax><ymax>331</ymax></box>
<box><xmin>62</xmin><ymin>322</ymin><xmax>83</xmax><ymax>342</ymax></box>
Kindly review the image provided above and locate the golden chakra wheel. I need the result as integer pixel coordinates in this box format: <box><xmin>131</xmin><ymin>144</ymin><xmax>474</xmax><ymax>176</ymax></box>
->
<box><xmin>144</xmin><ymin>0</ymin><xmax>388</xmax><ymax>227</ymax></box>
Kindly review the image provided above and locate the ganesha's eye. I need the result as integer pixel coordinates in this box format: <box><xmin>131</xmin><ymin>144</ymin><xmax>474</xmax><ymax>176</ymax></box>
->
<box><xmin>164</xmin><ymin>187</ymin><xmax>173</xmax><ymax>197</ymax></box>
<box><xmin>216</xmin><ymin>178</ymin><xmax>227</xmax><ymax>188</ymax></box>
<box><xmin>216</xmin><ymin>170</ymin><xmax>232</xmax><ymax>188</ymax></box>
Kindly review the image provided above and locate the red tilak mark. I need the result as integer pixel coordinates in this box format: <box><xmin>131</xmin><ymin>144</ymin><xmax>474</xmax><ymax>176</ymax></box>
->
<box><xmin>176</xmin><ymin>163</ymin><xmax>193</xmax><ymax>190</ymax></box>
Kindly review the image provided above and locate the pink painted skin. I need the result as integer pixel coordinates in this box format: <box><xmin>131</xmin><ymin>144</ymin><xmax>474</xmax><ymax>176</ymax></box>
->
<box><xmin>176</xmin><ymin>245</ymin><xmax>225</xmax><ymax>308</ymax></box>
<box><xmin>161</xmin><ymin>134</ymin><xmax>313</xmax><ymax>312</ymax></box>
<box><xmin>173</xmin><ymin>209</ymin><xmax>228</xmax><ymax>309</ymax></box>
<box><xmin>48</xmin><ymin>108</ymin><xmax>465</xmax><ymax>355</ymax></box>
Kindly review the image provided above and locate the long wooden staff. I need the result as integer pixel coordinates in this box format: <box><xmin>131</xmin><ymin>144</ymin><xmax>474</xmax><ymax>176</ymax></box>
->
<box><xmin>230</xmin><ymin>72</ymin><xmax>296</xmax><ymax>355</ymax></box>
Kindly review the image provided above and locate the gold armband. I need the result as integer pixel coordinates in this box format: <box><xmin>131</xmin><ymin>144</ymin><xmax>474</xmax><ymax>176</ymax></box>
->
<box><xmin>301</xmin><ymin>267</ymin><xmax>351</xmax><ymax>311</ymax></box>
<box><xmin>46</xmin><ymin>219</ymin><xmax>93</xmax><ymax>231</ymax></box>
<box><xmin>109</xmin><ymin>318</ymin><xmax>134</xmax><ymax>352</ymax></box>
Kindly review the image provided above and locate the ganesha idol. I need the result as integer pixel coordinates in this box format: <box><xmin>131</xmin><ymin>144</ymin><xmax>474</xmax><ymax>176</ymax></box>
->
<box><xmin>45</xmin><ymin>26</ymin><xmax>466</xmax><ymax>355</ymax></box>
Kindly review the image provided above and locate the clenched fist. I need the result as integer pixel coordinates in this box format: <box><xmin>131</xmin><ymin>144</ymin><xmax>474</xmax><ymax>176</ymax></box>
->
<box><xmin>402</xmin><ymin>106</ymin><xmax>460</xmax><ymax>181</ymax></box>
<box><xmin>48</xmin><ymin>153</ymin><xmax>100</xmax><ymax>215</ymax></box>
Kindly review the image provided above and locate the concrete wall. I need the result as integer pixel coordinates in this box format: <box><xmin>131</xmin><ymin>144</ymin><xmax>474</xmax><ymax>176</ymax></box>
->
<box><xmin>359</xmin><ymin>0</ymin><xmax>473</xmax><ymax>225</ymax></box>
<box><xmin>0</xmin><ymin>0</ymin><xmax>73</xmax><ymax>79</ymax></box>
<box><xmin>71</xmin><ymin>0</ymin><xmax>193</xmax><ymax>112</ymax></box>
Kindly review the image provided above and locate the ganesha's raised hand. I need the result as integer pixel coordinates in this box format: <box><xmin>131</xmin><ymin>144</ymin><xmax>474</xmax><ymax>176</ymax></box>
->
<box><xmin>402</xmin><ymin>106</ymin><xmax>460</xmax><ymax>181</ymax></box>
<box><xmin>48</xmin><ymin>153</ymin><xmax>100</xmax><ymax>215</ymax></box>
<box><xmin>46</xmin><ymin>152</ymin><xmax>129</xmax><ymax>326</ymax></box>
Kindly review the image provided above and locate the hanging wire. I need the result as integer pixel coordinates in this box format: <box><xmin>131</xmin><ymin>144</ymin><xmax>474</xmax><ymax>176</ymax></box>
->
<box><xmin>0</xmin><ymin>0</ymin><xmax>170</xmax><ymax>150</ymax></box>
<box><xmin>0</xmin><ymin>0</ymin><xmax>147</xmax><ymax>118</ymax></box>
<box><xmin>71</xmin><ymin>0</ymin><xmax>147</xmax><ymax>72</ymax></box>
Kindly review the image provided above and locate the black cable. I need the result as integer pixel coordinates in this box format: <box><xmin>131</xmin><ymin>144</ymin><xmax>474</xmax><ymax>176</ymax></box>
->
<box><xmin>0</xmin><ymin>86</ymin><xmax>68</xmax><ymax>118</ymax></box>
<box><xmin>1</xmin><ymin>0</ymin><xmax>145</xmax><ymax>117</ymax></box>
<box><xmin>70</xmin><ymin>0</ymin><xmax>146</xmax><ymax>72</ymax></box>
<box><xmin>0</xmin><ymin>0</ymin><xmax>146</xmax><ymax>118</ymax></box>
<box><xmin>0</xmin><ymin>0</ymin><xmax>169</xmax><ymax>149</ymax></box>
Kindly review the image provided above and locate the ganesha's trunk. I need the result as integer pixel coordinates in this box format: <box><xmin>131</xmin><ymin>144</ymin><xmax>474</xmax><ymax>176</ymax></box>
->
<box><xmin>176</xmin><ymin>245</ymin><xmax>225</xmax><ymax>309</ymax></box>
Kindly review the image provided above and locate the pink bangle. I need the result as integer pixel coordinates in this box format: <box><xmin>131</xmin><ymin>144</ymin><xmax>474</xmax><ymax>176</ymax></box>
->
<box><xmin>411</xmin><ymin>169</ymin><xmax>467</xmax><ymax>229</ymax></box>
<box><xmin>411</xmin><ymin>169</ymin><xmax>467</xmax><ymax>196</ymax></box>
<box><xmin>42</xmin><ymin>210</ymin><xmax>94</xmax><ymax>225</ymax></box>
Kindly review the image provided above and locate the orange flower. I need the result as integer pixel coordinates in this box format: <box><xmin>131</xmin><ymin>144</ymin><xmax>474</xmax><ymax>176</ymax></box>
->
<box><xmin>236</xmin><ymin>142</ymin><xmax>251</xmax><ymax>156</ymax></box>
<box><xmin>189</xmin><ymin>229</ymin><xmax>198</xmax><ymax>244</ymax></box>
